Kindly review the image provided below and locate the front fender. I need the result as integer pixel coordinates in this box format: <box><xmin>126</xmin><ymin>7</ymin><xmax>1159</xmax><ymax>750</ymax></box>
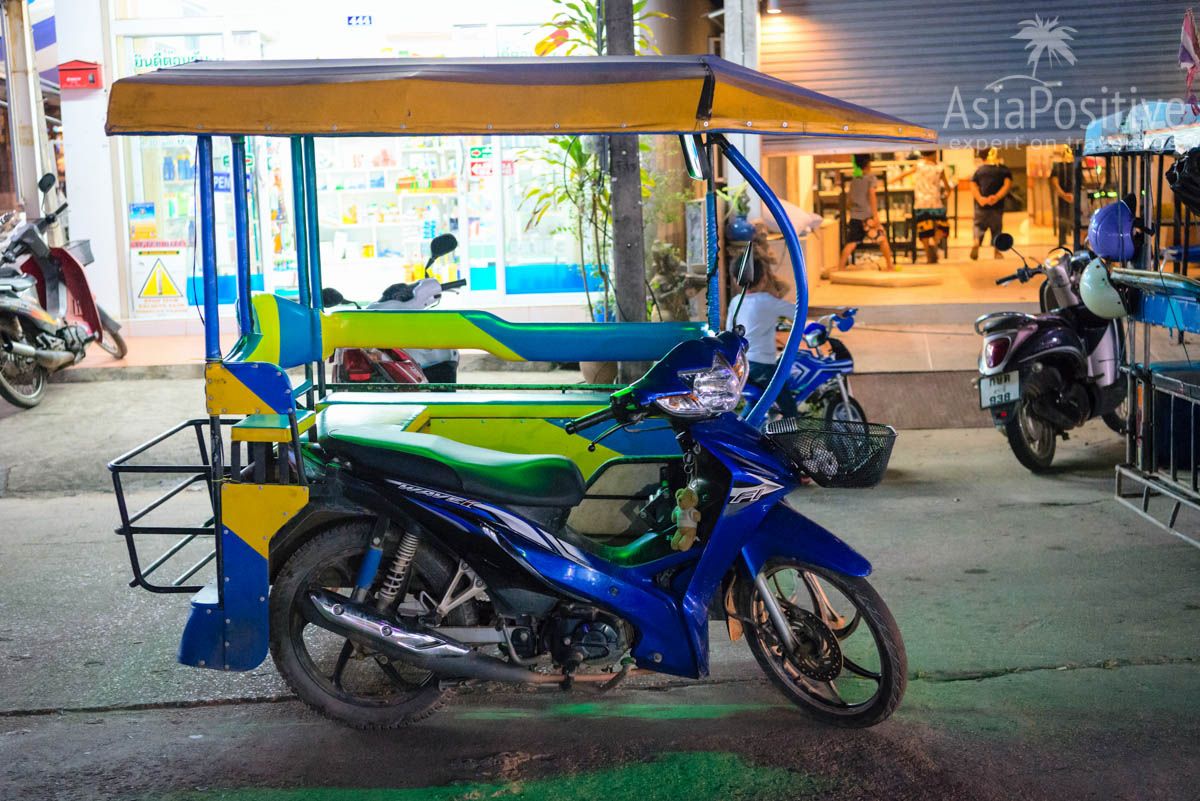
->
<box><xmin>741</xmin><ymin>502</ymin><xmax>871</xmax><ymax>579</ymax></box>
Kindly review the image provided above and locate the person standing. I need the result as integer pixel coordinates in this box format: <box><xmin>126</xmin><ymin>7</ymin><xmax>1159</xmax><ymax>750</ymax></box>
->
<box><xmin>902</xmin><ymin>151</ymin><xmax>953</xmax><ymax>263</ymax></box>
<box><xmin>969</xmin><ymin>148</ymin><xmax>1013</xmax><ymax>260</ymax></box>
<box><xmin>1050</xmin><ymin>146</ymin><xmax>1076</xmax><ymax>247</ymax></box>
<box><xmin>829</xmin><ymin>153</ymin><xmax>894</xmax><ymax>277</ymax></box>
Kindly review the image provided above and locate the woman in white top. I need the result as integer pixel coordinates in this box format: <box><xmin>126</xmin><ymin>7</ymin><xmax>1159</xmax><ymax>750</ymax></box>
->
<box><xmin>726</xmin><ymin>232</ymin><xmax>798</xmax><ymax>415</ymax></box>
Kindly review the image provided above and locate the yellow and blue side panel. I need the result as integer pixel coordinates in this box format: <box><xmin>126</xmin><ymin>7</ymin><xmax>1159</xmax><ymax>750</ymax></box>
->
<box><xmin>227</xmin><ymin>294</ymin><xmax>322</xmax><ymax>370</ymax></box>
<box><xmin>205</xmin><ymin>361</ymin><xmax>294</xmax><ymax>416</ymax></box>
<box><xmin>321</xmin><ymin>308</ymin><xmax>707</xmax><ymax>362</ymax></box>
<box><xmin>179</xmin><ymin>483</ymin><xmax>308</xmax><ymax>671</ymax></box>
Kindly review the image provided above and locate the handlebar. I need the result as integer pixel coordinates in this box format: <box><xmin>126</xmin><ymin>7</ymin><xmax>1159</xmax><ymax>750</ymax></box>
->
<box><xmin>442</xmin><ymin>278</ymin><xmax>467</xmax><ymax>290</ymax></box>
<box><xmin>35</xmin><ymin>202</ymin><xmax>67</xmax><ymax>233</ymax></box>
<box><xmin>996</xmin><ymin>266</ymin><xmax>1040</xmax><ymax>286</ymax></box>
<box><xmin>564</xmin><ymin>406</ymin><xmax>617</xmax><ymax>435</ymax></box>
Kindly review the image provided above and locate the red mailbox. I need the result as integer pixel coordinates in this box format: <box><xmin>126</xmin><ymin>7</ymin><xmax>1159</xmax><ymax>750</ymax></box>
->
<box><xmin>58</xmin><ymin>60</ymin><xmax>103</xmax><ymax>90</ymax></box>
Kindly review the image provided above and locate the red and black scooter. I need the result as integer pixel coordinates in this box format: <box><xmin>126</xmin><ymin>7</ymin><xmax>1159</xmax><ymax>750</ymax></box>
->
<box><xmin>0</xmin><ymin>173</ymin><xmax>127</xmax><ymax>408</ymax></box>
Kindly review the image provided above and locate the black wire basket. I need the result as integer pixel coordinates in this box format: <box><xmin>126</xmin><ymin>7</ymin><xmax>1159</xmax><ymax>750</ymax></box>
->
<box><xmin>765</xmin><ymin>417</ymin><xmax>897</xmax><ymax>489</ymax></box>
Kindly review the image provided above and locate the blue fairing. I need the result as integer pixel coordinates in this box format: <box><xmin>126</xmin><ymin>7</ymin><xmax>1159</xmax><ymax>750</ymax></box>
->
<box><xmin>379</xmin><ymin>410</ymin><xmax>868</xmax><ymax>681</ymax></box>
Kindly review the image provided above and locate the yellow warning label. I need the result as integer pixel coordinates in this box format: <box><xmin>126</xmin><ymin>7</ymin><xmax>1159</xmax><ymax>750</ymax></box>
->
<box><xmin>138</xmin><ymin>258</ymin><xmax>182</xmax><ymax>298</ymax></box>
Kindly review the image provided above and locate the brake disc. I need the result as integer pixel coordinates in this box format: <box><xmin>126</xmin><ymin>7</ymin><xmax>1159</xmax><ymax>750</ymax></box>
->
<box><xmin>784</xmin><ymin>606</ymin><xmax>843</xmax><ymax>682</ymax></box>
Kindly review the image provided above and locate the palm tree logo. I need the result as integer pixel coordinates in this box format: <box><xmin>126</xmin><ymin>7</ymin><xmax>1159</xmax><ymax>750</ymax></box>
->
<box><xmin>985</xmin><ymin>15</ymin><xmax>1077</xmax><ymax>93</ymax></box>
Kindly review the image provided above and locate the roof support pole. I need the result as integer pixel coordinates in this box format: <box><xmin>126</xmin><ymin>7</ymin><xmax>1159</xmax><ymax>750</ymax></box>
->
<box><xmin>231</xmin><ymin>136</ymin><xmax>253</xmax><ymax>336</ymax></box>
<box><xmin>301</xmin><ymin>136</ymin><xmax>326</xmax><ymax>396</ymax></box>
<box><xmin>605</xmin><ymin>0</ymin><xmax>649</xmax><ymax>383</ymax></box>
<box><xmin>289</xmin><ymin>136</ymin><xmax>311</xmax><ymax>310</ymax></box>
<box><xmin>198</xmin><ymin>135</ymin><xmax>220</xmax><ymax>362</ymax></box>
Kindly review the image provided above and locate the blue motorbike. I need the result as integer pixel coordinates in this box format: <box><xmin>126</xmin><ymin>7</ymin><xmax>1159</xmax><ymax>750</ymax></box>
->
<box><xmin>742</xmin><ymin>308</ymin><xmax>866</xmax><ymax>423</ymax></box>
<box><xmin>274</xmin><ymin>325</ymin><xmax>904</xmax><ymax>729</ymax></box>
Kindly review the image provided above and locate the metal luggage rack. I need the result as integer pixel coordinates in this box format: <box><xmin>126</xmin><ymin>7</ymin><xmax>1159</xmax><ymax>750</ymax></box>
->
<box><xmin>108</xmin><ymin>418</ymin><xmax>237</xmax><ymax>593</ymax></box>
<box><xmin>1115</xmin><ymin>363</ymin><xmax>1200</xmax><ymax>549</ymax></box>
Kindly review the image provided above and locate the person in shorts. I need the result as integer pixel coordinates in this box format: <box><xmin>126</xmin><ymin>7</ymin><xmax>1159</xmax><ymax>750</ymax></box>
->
<box><xmin>829</xmin><ymin>153</ymin><xmax>894</xmax><ymax>277</ymax></box>
<box><xmin>902</xmin><ymin>151</ymin><xmax>953</xmax><ymax>263</ymax></box>
<box><xmin>970</xmin><ymin>148</ymin><xmax>1012</xmax><ymax>260</ymax></box>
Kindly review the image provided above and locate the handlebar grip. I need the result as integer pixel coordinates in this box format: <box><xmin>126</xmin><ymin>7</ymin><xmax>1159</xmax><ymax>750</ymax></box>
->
<box><xmin>564</xmin><ymin>406</ymin><xmax>616</xmax><ymax>435</ymax></box>
<box><xmin>442</xmin><ymin>279</ymin><xmax>467</xmax><ymax>290</ymax></box>
<box><xmin>996</xmin><ymin>274</ymin><xmax>1017</xmax><ymax>285</ymax></box>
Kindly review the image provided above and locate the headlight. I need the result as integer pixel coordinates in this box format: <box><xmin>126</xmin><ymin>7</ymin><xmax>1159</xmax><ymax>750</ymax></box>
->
<box><xmin>655</xmin><ymin>350</ymin><xmax>749</xmax><ymax>417</ymax></box>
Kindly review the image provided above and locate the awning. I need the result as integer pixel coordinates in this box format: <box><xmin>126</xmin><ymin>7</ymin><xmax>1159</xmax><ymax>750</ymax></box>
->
<box><xmin>105</xmin><ymin>55</ymin><xmax>935</xmax><ymax>144</ymax></box>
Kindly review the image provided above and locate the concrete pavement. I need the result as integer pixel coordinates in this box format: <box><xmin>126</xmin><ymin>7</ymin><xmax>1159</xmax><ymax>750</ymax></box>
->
<box><xmin>1</xmin><ymin>378</ymin><xmax>1198</xmax><ymax>798</ymax></box>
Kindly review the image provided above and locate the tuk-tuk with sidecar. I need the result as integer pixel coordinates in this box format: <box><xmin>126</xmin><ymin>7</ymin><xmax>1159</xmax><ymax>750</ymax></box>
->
<box><xmin>106</xmin><ymin>56</ymin><xmax>933</xmax><ymax>728</ymax></box>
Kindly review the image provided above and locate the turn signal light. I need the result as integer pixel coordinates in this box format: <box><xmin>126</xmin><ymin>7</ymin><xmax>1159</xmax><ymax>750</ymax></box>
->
<box><xmin>984</xmin><ymin>337</ymin><xmax>1011</xmax><ymax>368</ymax></box>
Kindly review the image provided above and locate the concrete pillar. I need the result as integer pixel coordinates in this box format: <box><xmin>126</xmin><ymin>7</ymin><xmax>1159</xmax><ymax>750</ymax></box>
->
<box><xmin>56</xmin><ymin>0</ymin><xmax>124</xmax><ymax>317</ymax></box>
<box><xmin>723</xmin><ymin>0</ymin><xmax>761</xmax><ymax>219</ymax></box>
<box><xmin>2</xmin><ymin>0</ymin><xmax>51</xmax><ymax>221</ymax></box>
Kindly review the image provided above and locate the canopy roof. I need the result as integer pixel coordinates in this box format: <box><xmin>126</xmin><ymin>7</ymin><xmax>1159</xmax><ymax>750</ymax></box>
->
<box><xmin>105</xmin><ymin>55</ymin><xmax>934</xmax><ymax>143</ymax></box>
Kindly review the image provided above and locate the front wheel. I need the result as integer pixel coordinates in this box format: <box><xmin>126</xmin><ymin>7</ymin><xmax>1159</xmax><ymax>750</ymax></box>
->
<box><xmin>824</xmin><ymin>394</ymin><xmax>866</xmax><ymax>424</ymax></box>
<box><xmin>96</xmin><ymin>326</ymin><xmax>128</xmax><ymax>360</ymax></box>
<box><xmin>736</xmin><ymin>560</ymin><xmax>906</xmax><ymax>727</ymax></box>
<box><xmin>0</xmin><ymin>347</ymin><xmax>47</xmax><ymax>408</ymax></box>
<box><xmin>1004</xmin><ymin>398</ymin><xmax>1057</xmax><ymax>472</ymax></box>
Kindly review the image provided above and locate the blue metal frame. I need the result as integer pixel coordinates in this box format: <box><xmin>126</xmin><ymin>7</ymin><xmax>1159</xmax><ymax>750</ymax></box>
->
<box><xmin>231</xmin><ymin>136</ymin><xmax>253</xmax><ymax>336</ymax></box>
<box><xmin>718</xmin><ymin>136</ymin><xmax>808</xmax><ymax>427</ymax></box>
<box><xmin>289</xmin><ymin>136</ymin><xmax>311</xmax><ymax>310</ymax></box>
<box><xmin>197</xmin><ymin>135</ymin><xmax>220</xmax><ymax>360</ymax></box>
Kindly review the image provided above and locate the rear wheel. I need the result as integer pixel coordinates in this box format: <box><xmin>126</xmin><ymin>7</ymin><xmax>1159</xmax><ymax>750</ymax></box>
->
<box><xmin>1004</xmin><ymin>398</ymin><xmax>1057</xmax><ymax>472</ymax></box>
<box><xmin>0</xmin><ymin>346</ymin><xmax>47</xmax><ymax>408</ymax></box>
<box><xmin>269</xmin><ymin>521</ymin><xmax>476</xmax><ymax>729</ymax></box>
<box><xmin>736</xmin><ymin>560</ymin><xmax>906</xmax><ymax>727</ymax></box>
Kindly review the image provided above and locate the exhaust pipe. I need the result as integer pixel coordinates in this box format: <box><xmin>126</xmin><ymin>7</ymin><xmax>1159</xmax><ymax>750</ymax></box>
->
<box><xmin>306</xmin><ymin>589</ymin><xmax>545</xmax><ymax>684</ymax></box>
<box><xmin>2</xmin><ymin>336</ymin><xmax>74</xmax><ymax>370</ymax></box>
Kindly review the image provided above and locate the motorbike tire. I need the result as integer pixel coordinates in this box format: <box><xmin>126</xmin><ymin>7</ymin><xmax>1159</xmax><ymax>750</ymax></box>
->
<box><xmin>96</xmin><ymin>326</ymin><xmax>128</xmax><ymax>360</ymax></box>
<box><xmin>736</xmin><ymin>560</ymin><xmax>906</xmax><ymax>728</ymax></box>
<box><xmin>0</xmin><ymin>352</ymin><xmax>47</xmax><ymax>408</ymax></box>
<box><xmin>1102</xmin><ymin>409</ymin><xmax>1127</xmax><ymax>436</ymax></box>
<box><xmin>1004</xmin><ymin>400</ymin><xmax>1057</xmax><ymax>472</ymax></box>
<box><xmin>824</xmin><ymin>395</ymin><xmax>866</xmax><ymax>424</ymax></box>
<box><xmin>270</xmin><ymin>521</ymin><xmax>477</xmax><ymax>729</ymax></box>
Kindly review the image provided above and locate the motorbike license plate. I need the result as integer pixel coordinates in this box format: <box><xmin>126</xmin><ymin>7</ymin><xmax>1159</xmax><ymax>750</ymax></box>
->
<box><xmin>979</xmin><ymin>371</ymin><xmax>1020</xmax><ymax>408</ymax></box>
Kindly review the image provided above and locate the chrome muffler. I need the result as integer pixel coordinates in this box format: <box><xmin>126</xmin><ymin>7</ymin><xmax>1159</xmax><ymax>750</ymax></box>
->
<box><xmin>2</xmin><ymin>337</ymin><xmax>74</xmax><ymax>370</ymax></box>
<box><xmin>306</xmin><ymin>589</ymin><xmax>538</xmax><ymax>683</ymax></box>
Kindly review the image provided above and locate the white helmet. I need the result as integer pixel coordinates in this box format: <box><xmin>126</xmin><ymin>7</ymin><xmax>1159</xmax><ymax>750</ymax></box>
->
<box><xmin>1079</xmin><ymin>257</ymin><xmax>1127</xmax><ymax>319</ymax></box>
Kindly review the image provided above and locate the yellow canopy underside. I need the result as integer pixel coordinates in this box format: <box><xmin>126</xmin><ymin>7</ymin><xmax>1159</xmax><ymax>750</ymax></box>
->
<box><xmin>105</xmin><ymin>56</ymin><xmax>935</xmax><ymax>144</ymax></box>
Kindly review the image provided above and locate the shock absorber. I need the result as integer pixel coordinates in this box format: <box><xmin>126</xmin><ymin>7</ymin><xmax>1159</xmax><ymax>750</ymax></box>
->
<box><xmin>375</xmin><ymin>529</ymin><xmax>420</xmax><ymax>611</ymax></box>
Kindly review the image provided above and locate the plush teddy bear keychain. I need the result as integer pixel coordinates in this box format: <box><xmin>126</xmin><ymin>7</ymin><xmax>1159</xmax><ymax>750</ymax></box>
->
<box><xmin>670</xmin><ymin>486</ymin><xmax>701</xmax><ymax>551</ymax></box>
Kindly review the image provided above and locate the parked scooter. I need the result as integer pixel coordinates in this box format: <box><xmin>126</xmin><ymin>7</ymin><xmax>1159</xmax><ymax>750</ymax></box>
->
<box><xmin>742</xmin><ymin>308</ymin><xmax>866</xmax><ymax>422</ymax></box>
<box><xmin>323</xmin><ymin>233</ymin><xmax>464</xmax><ymax>385</ymax></box>
<box><xmin>0</xmin><ymin>173</ymin><xmax>126</xmax><ymax>408</ymax></box>
<box><xmin>975</xmin><ymin>232</ymin><xmax>1126</xmax><ymax>471</ymax></box>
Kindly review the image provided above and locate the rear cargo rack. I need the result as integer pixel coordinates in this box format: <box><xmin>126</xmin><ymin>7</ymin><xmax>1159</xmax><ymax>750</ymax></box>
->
<box><xmin>108</xmin><ymin>418</ymin><xmax>237</xmax><ymax>593</ymax></box>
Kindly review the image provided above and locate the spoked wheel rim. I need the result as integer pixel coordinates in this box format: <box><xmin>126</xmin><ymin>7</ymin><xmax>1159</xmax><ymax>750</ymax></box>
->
<box><xmin>96</xmin><ymin>336</ymin><xmax>123</xmax><ymax>359</ymax></box>
<box><xmin>750</xmin><ymin>565</ymin><xmax>886</xmax><ymax>714</ymax></box>
<box><xmin>1018</xmin><ymin>399</ymin><xmax>1055</xmax><ymax>461</ymax></box>
<box><xmin>287</xmin><ymin>547</ymin><xmax>435</xmax><ymax>709</ymax></box>
<box><xmin>0</xmin><ymin>351</ymin><xmax>46</xmax><ymax>403</ymax></box>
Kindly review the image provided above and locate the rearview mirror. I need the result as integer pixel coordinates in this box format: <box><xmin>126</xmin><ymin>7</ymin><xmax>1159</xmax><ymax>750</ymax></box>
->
<box><xmin>679</xmin><ymin>135</ymin><xmax>709</xmax><ymax>182</ymax></box>
<box><xmin>429</xmin><ymin>233</ymin><xmax>458</xmax><ymax>261</ymax></box>
<box><xmin>37</xmin><ymin>173</ymin><xmax>55</xmax><ymax>193</ymax></box>
<box><xmin>733</xmin><ymin>243</ymin><xmax>756</xmax><ymax>288</ymax></box>
<box><xmin>993</xmin><ymin>232</ymin><xmax>1014</xmax><ymax>252</ymax></box>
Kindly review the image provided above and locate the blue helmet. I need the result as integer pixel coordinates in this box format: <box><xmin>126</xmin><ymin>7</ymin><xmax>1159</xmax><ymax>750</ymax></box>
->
<box><xmin>1088</xmin><ymin>200</ymin><xmax>1138</xmax><ymax>262</ymax></box>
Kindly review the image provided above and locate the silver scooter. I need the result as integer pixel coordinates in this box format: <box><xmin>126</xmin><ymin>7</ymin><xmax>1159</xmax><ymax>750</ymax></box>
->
<box><xmin>975</xmin><ymin>233</ymin><xmax>1126</xmax><ymax>472</ymax></box>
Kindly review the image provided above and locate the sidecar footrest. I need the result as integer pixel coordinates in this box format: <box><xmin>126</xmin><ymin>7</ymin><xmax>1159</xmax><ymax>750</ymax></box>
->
<box><xmin>178</xmin><ymin>584</ymin><xmax>225</xmax><ymax>670</ymax></box>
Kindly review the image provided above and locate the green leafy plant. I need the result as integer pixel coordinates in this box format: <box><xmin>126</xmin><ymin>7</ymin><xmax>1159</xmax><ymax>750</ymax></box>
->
<box><xmin>535</xmin><ymin>0</ymin><xmax>667</xmax><ymax>56</ymax></box>
<box><xmin>717</xmin><ymin>183</ymin><xmax>751</xmax><ymax>218</ymax></box>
